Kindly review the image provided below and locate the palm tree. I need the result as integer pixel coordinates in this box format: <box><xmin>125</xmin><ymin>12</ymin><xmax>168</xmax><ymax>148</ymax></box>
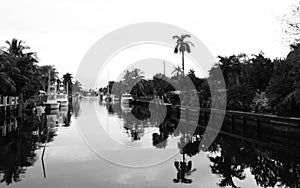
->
<box><xmin>122</xmin><ymin>69</ymin><xmax>144</xmax><ymax>93</ymax></box>
<box><xmin>173</xmin><ymin>34</ymin><xmax>194</xmax><ymax>75</ymax></box>
<box><xmin>5</xmin><ymin>39</ymin><xmax>39</xmax><ymax>116</ymax></box>
<box><xmin>63</xmin><ymin>72</ymin><xmax>73</xmax><ymax>94</ymax></box>
<box><xmin>0</xmin><ymin>50</ymin><xmax>19</xmax><ymax>95</ymax></box>
<box><xmin>39</xmin><ymin>65</ymin><xmax>58</xmax><ymax>92</ymax></box>
<box><xmin>172</xmin><ymin>66</ymin><xmax>183</xmax><ymax>78</ymax></box>
<box><xmin>73</xmin><ymin>80</ymin><xmax>82</xmax><ymax>93</ymax></box>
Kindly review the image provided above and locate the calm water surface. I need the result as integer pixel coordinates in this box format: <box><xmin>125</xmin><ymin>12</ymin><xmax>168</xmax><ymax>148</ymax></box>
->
<box><xmin>0</xmin><ymin>97</ymin><xmax>299</xmax><ymax>188</ymax></box>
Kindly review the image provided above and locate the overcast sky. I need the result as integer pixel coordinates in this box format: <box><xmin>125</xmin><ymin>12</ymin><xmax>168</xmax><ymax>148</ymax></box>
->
<box><xmin>0</xmin><ymin>0</ymin><xmax>296</xmax><ymax>89</ymax></box>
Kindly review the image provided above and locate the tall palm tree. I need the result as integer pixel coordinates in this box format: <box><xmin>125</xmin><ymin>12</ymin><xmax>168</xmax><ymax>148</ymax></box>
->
<box><xmin>173</xmin><ymin>34</ymin><xmax>195</xmax><ymax>75</ymax></box>
<box><xmin>63</xmin><ymin>72</ymin><xmax>73</xmax><ymax>94</ymax></box>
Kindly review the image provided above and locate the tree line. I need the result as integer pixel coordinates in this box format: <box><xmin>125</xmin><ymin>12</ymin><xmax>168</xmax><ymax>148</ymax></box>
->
<box><xmin>0</xmin><ymin>39</ymin><xmax>83</xmax><ymax>103</ymax></box>
<box><xmin>101</xmin><ymin>43</ymin><xmax>300</xmax><ymax>117</ymax></box>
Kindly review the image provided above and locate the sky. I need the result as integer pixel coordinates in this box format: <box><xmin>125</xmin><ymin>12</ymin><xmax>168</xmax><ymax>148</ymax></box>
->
<box><xmin>0</xmin><ymin>0</ymin><xmax>296</xmax><ymax>89</ymax></box>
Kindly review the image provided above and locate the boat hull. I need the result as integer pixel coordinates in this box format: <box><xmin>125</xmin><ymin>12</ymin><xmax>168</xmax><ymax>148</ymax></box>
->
<box><xmin>121</xmin><ymin>98</ymin><xmax>133</xmax><ymax>104</ymax></box>
<box><xmin>58</xmin><ymin>100</ymin><xmax>69</xmax><ymax>107</ymax></box>
<box><xmin>44</xmin><ymin>102</ymin><xmax>60</xmax><ymax>110</ymax></box>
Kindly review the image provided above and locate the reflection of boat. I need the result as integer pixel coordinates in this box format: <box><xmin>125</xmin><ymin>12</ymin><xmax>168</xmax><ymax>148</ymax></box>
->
<box><xmin>46</xmin><ymin>114</ymin><xmax>58</xmax><ymax>133</ymax></box>
<box><xmin>103</xmin><ymin>94</ymin><xmax>112</xmax><ymax>102</ymax></box>
<box><xmin>113</xmin><ymin>96</ymin><xmax>119</xmax><ymax>102</ymax></box>
<box><xmin>45</xmin><ymin>108</ymin><xmax>59</xmax><ymax>115</ymax></box>
<box><xmin>57</xmin><ymin>107</ymin><xmax>68</xmax><ymax>126</ymax></box>
<box><xmin>121</xmin><ymin>93</ymin><xmax>133</xmax><ymax>104</ymax></box>
<box><xmin>57</xmin><ymin>93</ymin><xmax>68</xmax><ymax>107</ymax></box>
<box><xmin>121</xmin><ymin>103</ymin><xmax>133</xmax><ymax>113</ymax></box>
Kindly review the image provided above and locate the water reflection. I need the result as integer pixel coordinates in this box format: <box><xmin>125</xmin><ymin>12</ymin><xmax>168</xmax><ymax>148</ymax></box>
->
<box><xmin>105</xmin><ymin>102</ymin><xmax>300</xmax><ymax>188</ymax></box>
<box><xmin>73</xmin><ymin>97</ymin><xmax>81</xmax><ymax>118</ymax></box>
<box><xmin>173</xmin><ymin>154</ymin><xmax>195</xmax><ymax>184</ymax></box>
<box><xmin>208</xmin><ymin>134</ymin><xmax>300</xmax><ymax>188</ymax></box>
<box><xmin>0</xmin><ymin>100</ymin><xmax>77</xmax><ymax>186</ymax></box>
<box><xmin>0</xmin><ymin>113</ymin><xmax>48</xmax><ymax>185</ymax></box>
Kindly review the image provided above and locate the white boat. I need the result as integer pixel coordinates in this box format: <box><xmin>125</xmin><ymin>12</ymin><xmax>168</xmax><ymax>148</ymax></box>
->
<box><xmin>57</xmin><ymin>84</ymin><xmax>69</xmax><ymax>107</ymax></box>
<box><xmin>121</xmin><ymin>93</ymin><xmax>133</xmax><ymax>104</ymax></box>
<box><xmin>45</xmin><ymin>85</ymin><xmax>60</xmax><ymax>110</ymax></box>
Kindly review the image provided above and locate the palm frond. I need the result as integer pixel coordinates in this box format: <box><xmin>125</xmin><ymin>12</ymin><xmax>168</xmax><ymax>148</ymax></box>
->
<box><xmin>186</xmin><ymin>41</ymin><xmax>195</xmax><ymax>47</ymax></box>
<box><xmin>186</xmin><ymin>44</ymin><xmax>191</xmax><ymax>53</ymax></box>
<box><xmin>182</xmin><ymin>34</ymin><xmax>191</xmax><ymax>40</ymax></box>
<box><xmin>172</xmin><ymin>35</ymin><xmax>181</xmax><ymax>40</ymax></box>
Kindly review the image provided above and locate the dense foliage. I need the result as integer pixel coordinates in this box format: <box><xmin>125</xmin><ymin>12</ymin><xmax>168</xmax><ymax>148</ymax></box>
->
<box><xmin>0</xmin><ymin>39</ymin><xmax>82</xmax><ymax>100</ymax></box>
<box><xmin>101</xmin><ymin>44</ymin><xmax>300</xmax><ymax>117</ymax></box>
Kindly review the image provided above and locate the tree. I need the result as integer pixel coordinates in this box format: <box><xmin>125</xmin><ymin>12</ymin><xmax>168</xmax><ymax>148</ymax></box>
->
<box><xmin>173</xmin><ymin>34</ymin><xmax>194</xmax><ymax>75</ymax></box>
<box><xmin>267</xmin><ymin>44</ymin><xmax>300</xmax><ymax>115</ymax></box>
<box><xmin>5</xmin><ymin>39</ymin><xmax>39</xmax><ymax>96</ymax></box>
<box><xmin>209</xmin><ymin>54</ymin><xmax>255</xmax><ymax>111</ymax></box>
<box><xmin>73</xmin><ymin>80</ymin><xmax>82</xmax><ymax>93</ymax></box>
<box><xmin>38</xmin><ymin>65</ymin><xmax>57</xmax><ymax>92</ymax></box>
<box><xmin>282</xmin><ymin>1</ymin><xmax>300</xmax><ymax>44</ymax></box>
<box><xmin>4</xmin><ymin>39</ymin><xmax>39</xmax><ymax>116</ymax></box>
<box><xmin>171</xmin><ymin>66</ymin><xmax>183</xmax><ymax>79</ymax></box>
<box><xmin>122</xmin><ymin>68</ymin><xmax>144</xmax><ymax>94</ymax></box>
<box><xmin>213</xmin><ymin>54</ymin><xmax>246</xmax><ymax>86</ymax></box>
<box><xmin>247</xmin><ymin>53</ymin><xmax>273</xmax><ymax>93</ymax></box>
<box><xmin>187</xmin><ymin>69</ymin><xmax>195</xmax><ymax>78</ymax></box>
<box><xmin>62</xmin><ymin>72</ymin><xmax>73</xmax><ymax>94</ymax></box>
<box><xmin>0</xmin><ymin>50</ymin><xmax>19</xmax><ymax>95</ymax></box>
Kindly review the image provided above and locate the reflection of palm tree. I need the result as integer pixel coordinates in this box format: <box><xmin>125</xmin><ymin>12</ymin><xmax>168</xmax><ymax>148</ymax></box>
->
<box><xmin>173</xmin><ymin>153</ymin><xmax>196</xmax><ymax>184</ymax></box>
<box><xmin>173</xmin><ymin>34</ymin><xmax>194</xmax><ymax>75</ymax></box>
<box><xmin>172</xmin><ymin>132</ymin><xmax>200</xmax><ymax>184</ymax></box>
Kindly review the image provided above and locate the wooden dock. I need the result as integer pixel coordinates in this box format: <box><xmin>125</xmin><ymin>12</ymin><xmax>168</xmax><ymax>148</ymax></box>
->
<box><xmin>0</xmin><ymin>96</ymin><xmax>19</xmax><ymax>136</ymax></box>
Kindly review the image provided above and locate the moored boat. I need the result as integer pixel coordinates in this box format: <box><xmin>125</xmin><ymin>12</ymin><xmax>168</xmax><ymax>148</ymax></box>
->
<box><xmin>121</xmin><ymin>93</ymin><xmax>133</xmax><ymax>104</ymax></box>
<box><xmin>44</xmin><ymin>85</ymin><xmax>60</xmax><ymax>110</ymax></box>
<box><xmin>57</xmin><ymin>84</ymin><xmax>69</xmax><ymax>107</ymax></box>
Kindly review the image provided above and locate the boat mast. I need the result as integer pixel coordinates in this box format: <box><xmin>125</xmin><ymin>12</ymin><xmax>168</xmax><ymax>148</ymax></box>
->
<box><xmin>66</xmin><ymin>81</ymin><xmax>69</xmax><ymax>95</ymax></box>
<box><xmin>107</xmin><ymin>67</ymin><xmax>109</xmax><ymax>94</ymax></box>
<box><xmin>163</xmin><ymin>60</ymin><xmax>165</xmax><ymax>76</ymax></box>
<box><xmin>48</xmin><ymin>69</ymin><xmax>51</xmax><ymax>94</ymax></box>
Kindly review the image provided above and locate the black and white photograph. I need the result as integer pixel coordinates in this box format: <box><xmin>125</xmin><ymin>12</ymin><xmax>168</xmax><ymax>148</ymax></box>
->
<box><xmin>0</xmin><ymin>0</ymin><xmax>300</xmax><ymax>187</ymax></box>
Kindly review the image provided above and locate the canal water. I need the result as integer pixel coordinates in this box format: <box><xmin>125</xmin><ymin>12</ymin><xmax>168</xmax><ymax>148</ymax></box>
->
<box><xmin>0</xmin><ymin>97</ymin><xmax>299</xmax><ymax>188</ymax></box>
